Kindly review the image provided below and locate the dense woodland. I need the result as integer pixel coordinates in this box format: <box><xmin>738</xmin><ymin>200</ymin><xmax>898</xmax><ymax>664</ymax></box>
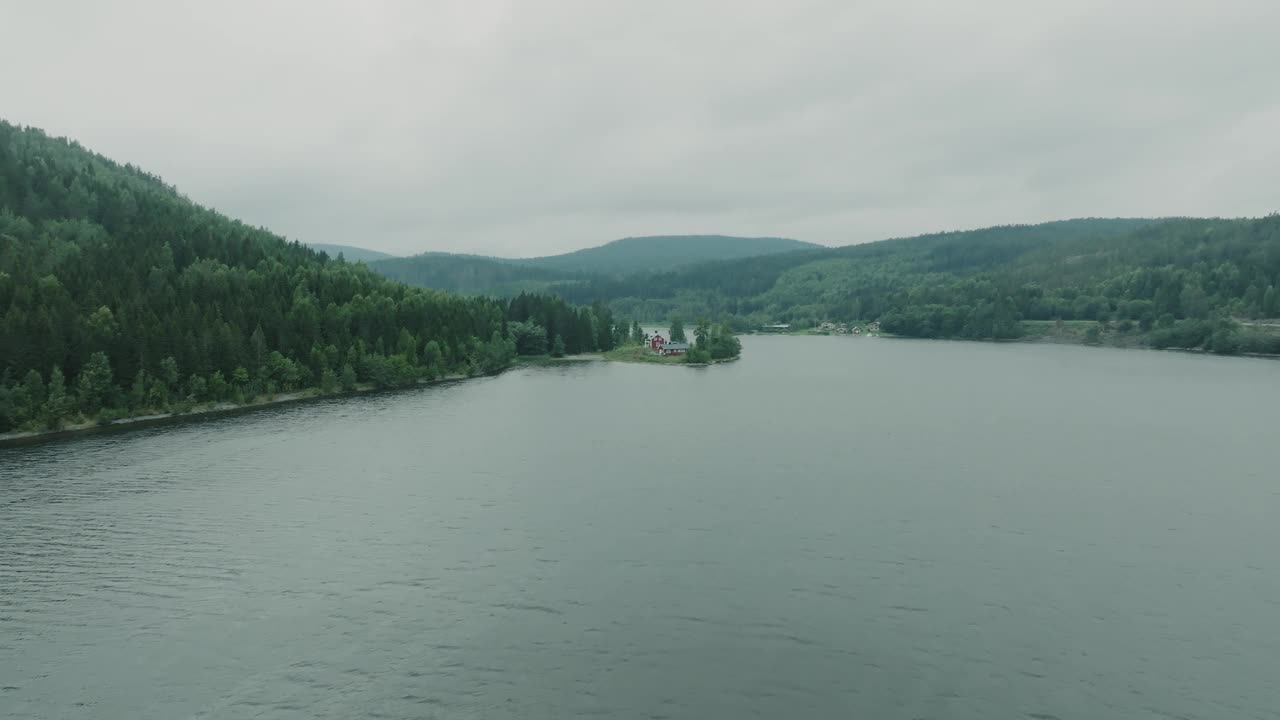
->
<box><xmin>4</xmin><ymin>120</ymin><xmax>1277</xmax><ymax>432</ymax></box>
<box><xmin>371</xmin><ymin>253</ymin><xmax>586</xmax><ymax>296</ymax></box>
<box><xmin>372</xmin><ymin>218</ymin><xmax>1280</xmax><ymax>356</ymax></box>
<box><xmin>0</xmin><ymin>122</ymin><xmax>619</xmax><ymax>433</ymax></box>
<box><xmin>534</xmin><ymin>218</ymin><xmax>1280</xmax><ymax>354</ymax></box>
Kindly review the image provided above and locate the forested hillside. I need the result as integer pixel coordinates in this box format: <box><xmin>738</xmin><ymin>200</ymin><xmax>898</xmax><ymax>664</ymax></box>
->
<box><xmin>548</xmin><ymin>217</ymin><xmax>1280</xmax><ymax>354</ymax></box>
<box><xmin>370</xmin><ymin>253</ymin><xmax>581</xmax><ymax>296</ymax></box>
<box><xmin>0</xmin><ymin>122</ymin><xmax>619</xmax><ymax>433</ymax></box>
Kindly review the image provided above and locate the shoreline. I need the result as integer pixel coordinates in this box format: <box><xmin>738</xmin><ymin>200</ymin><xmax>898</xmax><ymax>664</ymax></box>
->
<box><xmin>0</xmin><ymin>355</ymin><xmax>599</xmax><ymax>448</ymax></box>
<box><xmin>10</xmin><ymin>334</ymin><xmax>1269</xmax><ymax>447</ymax></box>
<box><xmin>601</xmin><ymin>345</ymin><xmax>740</xmax><ymax>366</ymax></box>
<box><xmin>757</xmin><ymin>327</ymin><xmax>1280</xmax><ymax>359</ymax></box>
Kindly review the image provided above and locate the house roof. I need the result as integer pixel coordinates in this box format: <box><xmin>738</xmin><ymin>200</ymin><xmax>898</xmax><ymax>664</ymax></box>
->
<box><xmin>663</xmin><ymin>342</ymin><xmax>690</xmax><ymax>350</ymax></box>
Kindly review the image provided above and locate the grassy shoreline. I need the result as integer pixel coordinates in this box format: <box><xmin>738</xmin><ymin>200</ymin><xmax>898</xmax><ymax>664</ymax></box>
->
<box><xmin>601</xmin><ymin>345</ymin><xmax>740</xmax><ymax>366</ymax></box>
<box><xmin>602</xmin><ymin>346</ymin><xmax>689</xmax><ymax>365</ymax></box>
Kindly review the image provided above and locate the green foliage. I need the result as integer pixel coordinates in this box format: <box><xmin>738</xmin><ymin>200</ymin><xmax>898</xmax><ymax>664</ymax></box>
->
<box><xmin>75</xmin><ymin>351</ymin><xmax>114</xmax><ymax>416</ymax></box>
<box><xmin>551</xmin><ymin>335</ymin><xmax>566</xmax><ymax>358</ymax></box>
<box><xmin>548</xmin><ymin>217</ymin><xmax>1280</xmax><ymax>356</ymax></box>
<box><xmin>694</xmin><ymin>319</ymin><xmax>711</xmax><ymax>350</ymax></box>
<box><xmin>339</xmin><ymin>363</ymin><xmax>357</xmax><ymax>391</ymax></box>
<box><xmin>669</xmin><ymin>317</ymin><xmax>687</xmax><ymax>343</ymax></box>
<box><xmin>421</xmin><ymin>341</ymin><xmax>442</xmax><ymax>380</ymax></box>
<box><xmin>508</xmin><ymin>321</ymin><xmax>548</xmax><ymax>355</ymax></box>
<box><xmin>370</xmin><ymin>252</ymin><xmax>577</xmax><ymax>296</ymax></box>
<box><xmin>319</xmin><ymin>367</ymin><xmax>338</xmax><ymax>394</ymax></box>
<box><xmin>506</xmin><ymin>293</ymin><xmax>613</xmax><ymax>356</ymax></box>
<box><xmin>684</xmin><ymin>348</ymin><xmax>712</xmax><ymax>363</ymax></box>
<box><xmin>43</xmin><ymin>366</ymin><xmax>71</xmax><ymax>429</ymax></box>
<box><xmin>706</xmin><ymin>324</ymin><xmax>742</xmax><ymax>359</ymax></box>
<box><xmin>682</xmin><ymin>322</ymin><xmax>740</xmax><ymax>362</ymax></box>
<box><xmin>0</xmin><ymin>121</ymin><xmax>591</xmax><ymax>433</ymax></box>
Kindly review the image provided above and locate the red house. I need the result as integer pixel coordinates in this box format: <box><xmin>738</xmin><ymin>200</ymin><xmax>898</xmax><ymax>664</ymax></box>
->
<box><xmin>649</xmin><ymin>334</ymin><xmax>667</xmax><ymax>351</ymax></box>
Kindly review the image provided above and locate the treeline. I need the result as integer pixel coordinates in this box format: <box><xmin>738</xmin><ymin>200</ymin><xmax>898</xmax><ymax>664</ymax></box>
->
<box><xmin>532</xmin><ymin>217</ymin><xmax>1280</xmax><ymax>355</ymax></box>
<box><xmin>369</xmin><ymin>253</ymin><xmax>583</xmax><ymax>296</ymax></box>
<box><xmin>505</xmin><ymin>293</ymin><xmax>620</xmax><ymax>357</ymax></box>
<box><xmin>0</xmin><ymin>121</ymin><xmax>620</xmax><ymax>433</ymax></box>
<box><xmin>873</xmin><ymin>217</ymin><xmax>1280</xmax><ymax>352</ymax></box>
<box><xmin>686</xmin><ymin>320</ymin><xmax>742</xmax><ymax>363</ymax></box>
<box><xmin>364</xmin><ymin>236</ymin><xmax>820</xmax><ymax>296</ymax></box>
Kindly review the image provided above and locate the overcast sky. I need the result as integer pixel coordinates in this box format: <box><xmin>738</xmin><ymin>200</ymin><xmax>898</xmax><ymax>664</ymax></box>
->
<box><xmin>4</xmin><ymin>1</ymin><xmax>1278</xmax><ymax>257</ymax></box>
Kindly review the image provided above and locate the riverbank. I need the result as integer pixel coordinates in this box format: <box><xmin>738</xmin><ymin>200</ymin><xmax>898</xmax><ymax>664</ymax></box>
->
<box><xmin>0</xmin><ymin>355</ymin><xmax>597</xmax><ymax>447</ymax></box>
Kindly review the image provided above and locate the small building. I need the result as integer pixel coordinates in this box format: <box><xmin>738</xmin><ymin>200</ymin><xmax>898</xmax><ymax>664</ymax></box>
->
<box><xmin>762</xmin><ymin>323</ymin><xmax>791</xmax><ymax>332</ymax></box>
<box><xmin>649</xmin><ymin>334</ymin><xmax>667</xmax><ymax>352</ymax></box>
<box><xmin>660</xmin><ymin>342</ymin><xmax>690</xmax><ymax>356</ymax></box>
<box><xmin>867</xmin><ymin>321</ymin><xmax>881</xmax><ymax>332</ymax></box>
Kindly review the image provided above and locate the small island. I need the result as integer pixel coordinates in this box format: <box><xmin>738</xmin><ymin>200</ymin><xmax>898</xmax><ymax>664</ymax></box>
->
<box><xmin>603</xmin><ymin>318</ymin><xmax>741</xmax><ymax>365</ymax></box>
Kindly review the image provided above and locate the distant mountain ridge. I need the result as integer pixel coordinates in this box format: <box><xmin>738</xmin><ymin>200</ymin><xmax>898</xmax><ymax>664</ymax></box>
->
<box><xmin>306</xmin><ymin>243</ymin><xmax>396</xmax><ymax>263</ymax></box>
<box><xmin>368</xmin><ymin>233</ymin><xmax>819</xmax><ymax>294</ymax></box>
<box><xmin>370</xmin><ymin>234</ymin><xmax>819</xmax><ymax>296</ymax></box>
<box><xmin>514</xmin><ymin>235</ymin><xmax>820</xmax><ymax>274</ymax></box>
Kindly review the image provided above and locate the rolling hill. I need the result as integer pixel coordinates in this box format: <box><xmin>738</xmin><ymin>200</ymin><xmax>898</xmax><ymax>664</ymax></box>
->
<box><xmin>306</xmin><ymin>243</ymin><xmax>397</xmax><ymax>263</ymax></box>
<box><xmin>368</xmin><ymin>234</ymin><xmax>820</xmax><ymax>296</ymax></box>
<box><xmin>0</xmin><ymin>121</ymin><xmax>612</xmax><ymax>434</ymax></box>
<box><xmin>369</xmin><ymin>253</ymin><xmax>583</xmax><ymax>296</ymax></box>
<box><xmin>367</xmin><ymin>217</ymin><xmax>1280</xmax><ymax>357</ymax></box>
<box><xmin>550</xmin><ymin>216</ymin><xmax>1280</xmax><ymax>354</ymax></box>
<box><xmin>515</xmin><ymin>235</ymin><xmax>820</xmax><ymax>274</ymax></box>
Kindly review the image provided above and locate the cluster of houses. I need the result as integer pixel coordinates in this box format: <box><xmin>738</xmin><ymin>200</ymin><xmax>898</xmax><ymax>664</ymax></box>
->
<box><xmin>817</xmin><ymin>321</ymin><xmax>881</xmax><ymax>335</ymax></box>
<box><xmin>646</xmin><ymin>333</ymin><xmax>691</xmax><ymax>356</ymax></box>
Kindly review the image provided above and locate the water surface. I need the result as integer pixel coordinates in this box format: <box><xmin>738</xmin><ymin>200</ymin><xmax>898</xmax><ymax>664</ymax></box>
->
<box><xmin>2</xmin><ymin>337</ymin><xmax>1278</xmax><ymax>719</ymax></box>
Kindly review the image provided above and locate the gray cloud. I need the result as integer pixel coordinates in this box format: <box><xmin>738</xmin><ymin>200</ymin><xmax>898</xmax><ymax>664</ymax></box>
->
<box><xmin>3</xmin><ymin>0</ymin><xmax>1277</xmax><ymax>256</ymax></box>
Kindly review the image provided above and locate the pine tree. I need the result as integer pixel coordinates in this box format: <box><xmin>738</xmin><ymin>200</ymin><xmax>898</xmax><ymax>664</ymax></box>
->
<box><xmin>20</xmin><ymin>369</ymin><xmax>46</xmax><ymax>424</ymax></box>
<box><xmin>339</xmin><ymin>364</ymin><xmax>357</xmax><ymax>391</ymax></box>
<box><xmin>159</xmin><ymin>357</ymin><xmax>180</xmax><ymax>404</ymax></box>
<box><xmin>669</xmin><ymin>317</ymin><xmax>687</xmax><ymax>343</ymax></box>
<box><xmin>129</xmin><ymin>369</ymin><xmax>149</xmax><ymax>411</ymax></box>
<box><xmin>551</xmin><ymin>334</ymin><xmax>566</xmax><ymax>358</ymax></box>
<box><xmin>694</xmin><ymin>319</ymin><xmax>710</xmax><ymax>349</ymax></box>
<box><xmin>43</xmin><ymin>366</ymin><xmax>72</xmax><ymax>429</ymax></box>
<box><xmin>75</xmin><ymin>351</ymin><xmax>114</xmax><ymax>416</ymax></box>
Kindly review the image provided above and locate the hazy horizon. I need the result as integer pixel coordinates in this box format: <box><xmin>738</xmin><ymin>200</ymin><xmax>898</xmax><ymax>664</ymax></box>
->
<box><xmin>5</xmin><ymin>1</ymin><xmax>1278</xmax><ymax>256</ymax></box>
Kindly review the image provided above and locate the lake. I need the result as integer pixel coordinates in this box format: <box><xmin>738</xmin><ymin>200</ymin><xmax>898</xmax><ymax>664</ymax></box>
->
<box><xmin>2</xmin><ymin>336</ymin><xmax>1278</xmax><ymax>719</ymax></box>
